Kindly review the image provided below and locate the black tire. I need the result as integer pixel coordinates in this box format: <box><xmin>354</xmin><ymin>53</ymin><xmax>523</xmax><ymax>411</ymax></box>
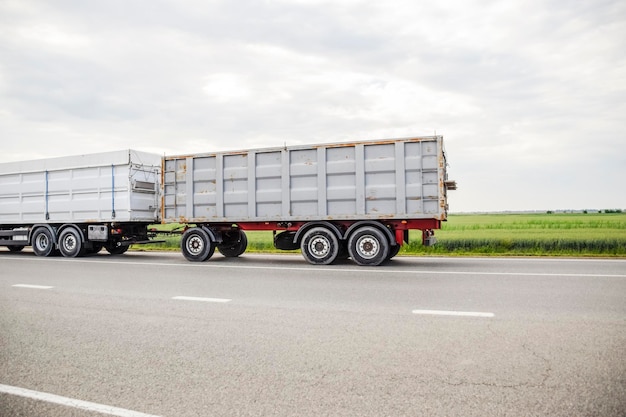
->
<box><xmin>31</xmin><ymin>227</ymin><xmax>56</xmax><ymax>257</ymax></box>
<box><xmin>105</xmin><ymin>244</ymin><xmax>128</xmax><ymax>255</ymax></box>
<box><xmin>300</xmin><ymin>227</ymin><xmax>339</xmax><ymax>265</ymax></box>
<box><xmin>86</xmin><ymin>243</ymin><xmax>104</xmax><ymax>254</ymax></box>
<box><xmin>347</xmin><ymin>226</ymin><xmax>389</xmax><ymax>266</ymax></box>
<box><xmin>58</xmin><ymin>227</ymin><xmax>85</xmax><ymax>258</ymax></box>
<box><xmin>217</xmin><ymin>230</ymin><xmax>248</xmax><ymax>257</ymax></box>
<box><xmin>387</xmin><ymin>244</ymin><xmax>401</xmax><ymax>261</ymax></box>
<box><xmin>337</xmin><ymin>241</ymin><xmax>350</xmax><ymax>260</ymax></box>
<box><xmin>7</xmin><ymin>245</ymin><xmax>24</xmax><ymax>252</ymax></box>
<box><xmin>181</xmin><ymin>228</ymin><xmax>215</xmax><ymax>262</ymax></box>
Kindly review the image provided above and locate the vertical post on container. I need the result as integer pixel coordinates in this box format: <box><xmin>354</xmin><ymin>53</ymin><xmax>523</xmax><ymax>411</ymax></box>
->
<box><xmin>160</xmin><ymin>156</ymin><xmax>166</xmax><ymax>223</ymax></box>
<box><xmin>355</xmin><ymin>144</ymin><xmax>365</xmax><ymax>215</ymax></box>
<box><xmin>281</xmin><ymin>149</ymin><xmax>290</xmax><ymax>217</ymax></box>
<box><xmin>186</xmin><ymin>157</ymin><xmax>194</xmax><ymax>220</ymax></box>
<box><xmin>111</xmin><ymin>164</ymin><xmax>116</xmax><ymax>219</ymax></box>
<box><xmin>317</xmin><ymin>147</ymin><xmax>327</xmax><ymax>216</ymax></box>
<box><xmin>248</xmin><ymin>151</ymin><xmax>257</xmax><ymax>218</ymax></box>
<box><xmin>216</xmin><ymin>154</ymin><xmax>224</xmax><ymax>218</ymax></box>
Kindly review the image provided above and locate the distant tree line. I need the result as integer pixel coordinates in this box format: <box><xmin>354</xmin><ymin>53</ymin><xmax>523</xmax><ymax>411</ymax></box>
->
<box><xmin>546</xmin><ymin>209</ymin><xmax>623</xmax><ymax>214</ymax></box>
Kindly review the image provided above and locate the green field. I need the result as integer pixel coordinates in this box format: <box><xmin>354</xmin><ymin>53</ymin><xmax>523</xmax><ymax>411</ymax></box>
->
<box><xmin>144</xmin><ymin>212</ymin><xmax>626</xmax><ymax>257</ymax></box>
<box><xmin>404</xmin><ymin>212</ymin><xmax>626</xmax><ymax>256</ymax></box>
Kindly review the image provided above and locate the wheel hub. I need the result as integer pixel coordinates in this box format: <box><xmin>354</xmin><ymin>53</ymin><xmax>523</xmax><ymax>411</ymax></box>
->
<box><xmin>357</xmin><ymin>236</ymin><xmax>379</xmax><ymax>259</ymax></box>
<box><xmin>64</xmin><ymin>236</ymin><xmax>77</xmax><ymax>251</ymax></box>
<box><xmin>188</xmin><ymin>236</ymin><xmax>203</xmax><ymax>254</ymax></box>
<box><xmin>310</xmin><ymin>237</ymin><xmax>329</xmax><ymax>257</ymax></box>
<box><xmin>36</xmin><ymin>235</ymin><xmax>49</xmax><ymax>250</ymax></box>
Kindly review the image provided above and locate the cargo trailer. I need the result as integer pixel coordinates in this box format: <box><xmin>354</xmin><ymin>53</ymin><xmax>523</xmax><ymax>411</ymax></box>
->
<box><xmin>1</xmin><ymin>136</ymin><xmax>455</xmax><ymax>265</ymax></box>
<box><xmin>163</xmin><ymin>136</ymin><xmax>455</xmax><ymax>266</ymax></box>
<box><xmin>0</xmin><ymin>150</ymin><xmax>161</xmax><ymax>257</ymax></box>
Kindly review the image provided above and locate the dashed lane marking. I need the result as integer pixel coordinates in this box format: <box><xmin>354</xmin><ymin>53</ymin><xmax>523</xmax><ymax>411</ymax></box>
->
<box><xmin>12</xmin><ymin>284</ymin><xmax>54</xmax><ymax>289</ymax></box>
<box><xmin>412</xmin><ymin>309</ymin><xmax>495</xmax><ymax>318</ymax></box>
<box><xmin>172</xmin><ymin>296</ymin><xmax>232</xmax><ymax>303</ymax></box>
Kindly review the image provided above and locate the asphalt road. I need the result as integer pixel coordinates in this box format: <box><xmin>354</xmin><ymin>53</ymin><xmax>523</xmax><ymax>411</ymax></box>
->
<box><xmin>1</xmin><ymin>250</ymin><xmax>625</xmax><ymax>417</ymax></box>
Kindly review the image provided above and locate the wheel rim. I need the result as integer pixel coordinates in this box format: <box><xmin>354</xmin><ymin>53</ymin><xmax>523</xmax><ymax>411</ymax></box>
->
<box><xmin>356</xmin><ymin>234</ymin><xmax>380</xmax><ymax>259</ymax></box>
<box><xmin>63</xmin><ymin>234</ymin><xmax>77</xmax><ymax>252</ymax></box>
<box><xmin>186</xmin><ymin>234</ymin><xmax>205</xmax><ymax>256</ymax></box>
<box><xmin>308</xmin><ymin>236</ymin><xmax>331</xmax><ymax>259</ymax></box>
<box><xmin>35</xmin><ymin>233</ymin><xmax>50</xmax><ymax>251</ymax></box>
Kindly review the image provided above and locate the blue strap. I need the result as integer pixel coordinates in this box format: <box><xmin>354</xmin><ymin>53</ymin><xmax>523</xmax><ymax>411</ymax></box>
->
<box><xmin>45</xmin><ymin>170</ymin><xmax>49</xmax><ymax>220</ymax></box>
<box><xmin>111</xmin><ymin>165</ymin><xmax>116</xmax><ymax>219</ymax></box>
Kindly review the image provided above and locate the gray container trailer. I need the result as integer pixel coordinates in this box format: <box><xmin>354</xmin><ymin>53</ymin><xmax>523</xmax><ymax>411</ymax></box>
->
<box><xmin>0</xmin><ymin>150</ymin><xmax>161</xmax><ymax>257</ymax></box>
<box><xmin>164</xmin><ymin>136</ymin><xmax>455</xmax><ymax>265</ymax></box>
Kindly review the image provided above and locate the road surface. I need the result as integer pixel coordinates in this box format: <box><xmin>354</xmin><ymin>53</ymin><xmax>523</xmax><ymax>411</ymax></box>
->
<box><xmin>1</xmin><ymin>250</ymin><xmax>625</xmax><ymax>416</ymax></box>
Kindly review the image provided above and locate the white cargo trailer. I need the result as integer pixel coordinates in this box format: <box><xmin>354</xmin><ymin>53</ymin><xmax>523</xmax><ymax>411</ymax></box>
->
<box><xmin>164</xmin><ymin>136</ymin><xmax>455</xmax><ymax>266</ymax></box>
<box><xmin>0</xmin><ymin>150</ymin><xmax>161</xmax><ymax>257</ymax></box>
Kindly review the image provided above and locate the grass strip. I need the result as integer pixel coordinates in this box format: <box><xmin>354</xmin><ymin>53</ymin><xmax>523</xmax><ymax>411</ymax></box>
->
<box><xmin>140</xmin><ymin>213</ymin><xmax>626</xmax><ymax>257</ymax></box>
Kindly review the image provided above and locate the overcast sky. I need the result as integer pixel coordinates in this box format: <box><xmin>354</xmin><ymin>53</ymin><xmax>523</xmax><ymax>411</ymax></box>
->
<box><xmin>1</xmin><ymin>0</ymin><xmax>624</xmax><ymax>212</ymax></box>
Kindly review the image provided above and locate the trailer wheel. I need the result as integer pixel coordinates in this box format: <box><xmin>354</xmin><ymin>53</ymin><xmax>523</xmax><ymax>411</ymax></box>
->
<box><xmin>106</xmin><ymin>244</ymin><xmax>128</xmax><ymax>255</ymax></box>
<box><xmin>348</xmin><ymin>226</ymin><xmax>389</xmax><ymax>266</ymax></box>
<box><xmin>58</xmin><ymin>227</ymin><xmax>85</xmax><ymax>258</ymax></box>
<box><xmin>300</xmin><ymin>227</ymin><xmax>339</xmax><ymax>265</ymax></box>
<box><xmin>217</xmin><ymin>230</ymin><xmax>248</xmax><ymax>257</ymax></box>
<box><xmin>337</xmin><ymin>241</ymin><xmax>350</xmax><ymax>260</ymax></box>
<box><xmin>32</xmin><ymin>227</ymin><xmax>56</xmax><ymax>257</ymax></box>
<box><xmin>387</xmin><ymin>244</ymin><xmax>401</xmax><ymax>261</ymax></box>
<box><xmin>87</xmin><ymin>243</ymin><xmax>104</xmax><ymax>254</ymax></box>
<box><xmin>181</xmin><ymin>228</ymin><xmax>215</xmax><ymax>262</ymax></box>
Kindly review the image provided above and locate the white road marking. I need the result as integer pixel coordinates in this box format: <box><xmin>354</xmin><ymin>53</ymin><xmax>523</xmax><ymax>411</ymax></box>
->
<box><xmin>5</xmin><ymin>255</ymin><xmax>626</xmax><ymax>278</ymax></box>
<box><xmin>7</xmin><ymin>254</ymin><xmax>626</xmax><ymax>278</ymax></box>
<box><xmin>0</xmin><ymin>384</ymin><xmax>162</xmax><ymax>417</ymax></box>
<box><xmin>412</xmin><ymin>309</ymin><xmax>495</xmax><ymax>318</ymax></box>
<box><xmin>12</xmin><ymin>284</ymin><xmax>54</xmax><ymax>289</ymax></box>
<box><xmin>172</xmin><ymin>296</ymin><xmax>232</xmax><ymax>303</ymax></box>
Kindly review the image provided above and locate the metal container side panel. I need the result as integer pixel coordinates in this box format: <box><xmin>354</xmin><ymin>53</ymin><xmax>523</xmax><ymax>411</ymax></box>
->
<box><xmin>0</xmin><ymin>150</ymin><xmax>161</xmax><ymax>224</ymax></box>
<box><xmin>45</xmin><ymin>164</ymin><xmax>125</xmax><ymax>223</ymax></box>
<box><xmin>0</xmin><ymin>171</ymin><xmax>43</xmax><ymax>223</ymax></box>
<box><xmin>162</xmin><ymin>136</ymin><xmax>448</xmax><ymax>223</ymax></box>
<box><xmin>255</xmin><ymin>151</ymin><xmax>284</xmax><ymax>218</ymax></box>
